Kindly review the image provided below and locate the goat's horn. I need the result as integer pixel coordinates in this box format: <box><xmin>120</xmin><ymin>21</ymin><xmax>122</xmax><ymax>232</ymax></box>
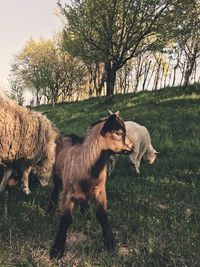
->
<box><xmin>107</xmin><ymin>109</ymin><xmax>113</xmax><ymax>115</ymax></box>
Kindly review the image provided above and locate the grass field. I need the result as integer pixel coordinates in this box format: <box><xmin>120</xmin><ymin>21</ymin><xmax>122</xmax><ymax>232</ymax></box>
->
<box><xmin>1</xmin><ymin>84</ymin><xmax>200</xmax><ymax>266</ymax></box>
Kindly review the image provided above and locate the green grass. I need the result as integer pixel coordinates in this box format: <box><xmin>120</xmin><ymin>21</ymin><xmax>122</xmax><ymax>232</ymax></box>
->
<box><xmin>1</xmin><ymin>84</ymin><xmax>200</xmax><ymax>266</ymax></box>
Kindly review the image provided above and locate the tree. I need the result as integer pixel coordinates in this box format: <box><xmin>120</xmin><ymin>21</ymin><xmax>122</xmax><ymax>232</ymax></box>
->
<box><xmin>11</xmin><ymin>38</ymin><xmax>56</xmax><ymax>105</ymax></box>
<box><xmin>10</xmin><ymin>37</ymin><xmax>87</xmax><ymax>105</ymax></box>
<box><xmin>8</xmin><ymin>77</ymin><xmax>24</xmax><ymax>106</ymax></box>
<box><xmin>165</xmin><ymin>0</ymin><xmax>200</xmax><ymax>86</ymax></box>
<box><xmin>59</xmin><ymin>0</ymin><xmax>183</xmax><ymax>100</ymax></box>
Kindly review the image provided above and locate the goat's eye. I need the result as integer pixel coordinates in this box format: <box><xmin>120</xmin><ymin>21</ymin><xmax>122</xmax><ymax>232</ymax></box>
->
<box><xmin>116</xmin><ymin>131</ymin><xmax>123</xmax><ymax>136</ymax></box>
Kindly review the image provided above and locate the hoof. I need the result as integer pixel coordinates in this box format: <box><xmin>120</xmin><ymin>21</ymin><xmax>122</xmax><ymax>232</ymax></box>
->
<box><xmin>103</xmin><ymin>230</ymin><xmax>116</xmax><ymax>251</ymax></box>
<box><xmin>49</xmin><ymin>242</ymin><xmax>64</xmax><ymax>260</ymax></box>
<box><xmin>104</xmin><ymin>237</ymin><xmax>116</xmax><ymax>251</ymax></box>
<box><xmin>23</xmin><ymin>187</ymin><xmax>31</xmax><ymax>195</ymax></box>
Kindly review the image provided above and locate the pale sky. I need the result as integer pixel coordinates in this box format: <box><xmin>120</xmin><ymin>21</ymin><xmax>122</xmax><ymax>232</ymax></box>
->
<box><xmin>0</xmin><ymin>0</ymin><xmax>66</xmax><ymax>91</ymax></box>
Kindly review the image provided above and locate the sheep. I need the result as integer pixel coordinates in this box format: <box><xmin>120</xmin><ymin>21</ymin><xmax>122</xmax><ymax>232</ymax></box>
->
<box><xmin>0</xmin><ymin>93</ymin><xmax>59</xmax><ymax>194</ymax></box>
<box><xmin>0</xmin><ymin>160</ymin><xmax>24</xmax><ymax>191</ymax></box>
<box><xmin>125</xmin><ymin>121</ymin><xmax>158</xmax><ymax>174</ymax></box>
<box><xmin>49</xmin><ymin>112</ymin><xmax>133</xmax><ymax>260</ymax></box>
<box><xmin>108</xmin><ymin>120</ymin><xmax>158</xmax><ymax>176</ymax></box>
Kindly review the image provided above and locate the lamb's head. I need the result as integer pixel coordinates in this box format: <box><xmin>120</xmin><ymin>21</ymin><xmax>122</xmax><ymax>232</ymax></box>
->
<box><xmin>32</xmin><ymin>165</ymin><xmax>55</xmax><ymax>188</ymax></box>
<box><xmin>100</xmin><ymin>112</ymin><xmax>134</xmax><ymax>154</ymax></box>
<box><xmin>143</xmin><ymin>144</ymin><xmax>158</xmax><ymax>164</ymax></box>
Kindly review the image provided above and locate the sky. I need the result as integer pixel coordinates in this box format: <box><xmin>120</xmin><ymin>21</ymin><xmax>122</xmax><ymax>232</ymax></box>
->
<box><xmin>0</xmin><ymin>0</ymin><xmax>65</xmax><ymax>92</ymax></box>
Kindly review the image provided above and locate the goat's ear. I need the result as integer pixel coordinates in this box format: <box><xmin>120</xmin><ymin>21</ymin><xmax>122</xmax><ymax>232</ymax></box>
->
<box><xmin>107</xmin><ymin>110</ymin><xmax>120</xmax><ymax>116</ymax></box>
<box><xmin>107</xmin><ymin>109</ymin><xmax>113</xmax><ymax>115</ymax></box>
<box><xmin>101</xmin><ymin>114</ymin><xmax>117</xmax><ymax>135</ymax></box>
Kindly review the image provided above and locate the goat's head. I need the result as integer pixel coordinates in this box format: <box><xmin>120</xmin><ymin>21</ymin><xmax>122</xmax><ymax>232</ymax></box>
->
<box><xmin>100</xmin><ymin>111</ymin><xmax>133</xmax><ymax>154</ymax></box>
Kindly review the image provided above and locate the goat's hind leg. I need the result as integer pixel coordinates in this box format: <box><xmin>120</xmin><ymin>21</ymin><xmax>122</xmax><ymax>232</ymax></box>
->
<box><xmin>49</xmin><ymin>196</ymin><xmax>74</xmax><ymax>260</ymax></box>
<box><xmin>48</xmin><ymin>174</ymin><xmax>62</xmax><ymax>212</ymax></box>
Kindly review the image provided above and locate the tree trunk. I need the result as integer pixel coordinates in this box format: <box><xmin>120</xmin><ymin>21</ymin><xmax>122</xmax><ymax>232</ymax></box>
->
<box><xmin>164</xmin><ymin>58</ymin><xmax>170</xmax><ymax>88</ymax></box>
<box><xmin>180</xmin><ymin>62</ymin><xmax>186</xmax><ymax>86</ymax></box>
<box><xmin>142</xmin><ymin>60</ymin><xmax>152</xmax><ymax>91</ymax></box>
<box><xmin>153</xmin><ymin>57</ymin><xmax>162</xmax><ymax>90</ymax></box>
<box><xmin>36</xmin><ymin>93</ymin><xmax>40</xmax><ymax>106</ymax></box>
<box><xmin>147</xmin><ymin>62</ymin><xmax>156</xmax><ymax>90</ymax></box>
<box><xmin>36</xmin><ymin>90</ymin><xmax>41</xmax><ymax>106</ymax></box>
<box><xmin>97</xmin><ymin>71</ymin><xmax>106</xmax><ymax>96</ymax></box>
<box><xmin>52</xmin><ymin>92</ymin><xmax>59</xmax><ymax>106</ymax></box>
<box><xmin>135</xmin><ymin>56</ymin><xmax>142</xmax><ymax>92</ymax></box>
<box><xmin>105</xmin><ymin>61</ymin><xmax>117</xmax><ymax>101</ymax></box>
<box><xmin>193</xmin><ymin>61</ymin><xmax>197</xmax><ymax>83</ymax></box>
<box><xmin>172</xmin><ymin>65</ymin><xmax>178</xmax><ymax>87</ymax></box>
<box><xmin>88</xmin><ymin>75</ymin><xmax>93</xmax><ymax>97</ymax></box>
<box><xmin>183</xmin><ymin>56</ymin><xmax>196</xmax><ymax>86</ymax></box>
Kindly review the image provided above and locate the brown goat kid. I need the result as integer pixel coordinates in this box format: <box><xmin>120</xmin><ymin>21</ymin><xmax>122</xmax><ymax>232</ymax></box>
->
<box><xmin>49</xmin><ymin>113</ymin><xmax>133</xmax><ymax>260</ymax></box>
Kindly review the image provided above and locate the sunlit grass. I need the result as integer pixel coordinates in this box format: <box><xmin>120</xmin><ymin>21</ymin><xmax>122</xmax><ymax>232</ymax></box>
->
<box><xmin>1</xmin><ymin>84</ymin><xmax>200</xmax><ymax>266</ymax></box>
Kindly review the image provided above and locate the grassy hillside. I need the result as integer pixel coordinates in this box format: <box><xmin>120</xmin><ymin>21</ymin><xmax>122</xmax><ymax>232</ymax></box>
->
<box><xmin>1</xmin><ymin>84</ymin><xmax>200</xmax><ymax>266</ymax></box>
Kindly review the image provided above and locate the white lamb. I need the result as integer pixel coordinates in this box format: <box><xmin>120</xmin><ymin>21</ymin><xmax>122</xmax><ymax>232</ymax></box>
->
<box><xmin>108</xmin><ymin>120</ymin><xmax>158</xmax><ymax>175</ymax></box>
<box><xmin>125</xmin><ymin>121</ymin><xmax>158</xmax><ymax>174</ymax></box>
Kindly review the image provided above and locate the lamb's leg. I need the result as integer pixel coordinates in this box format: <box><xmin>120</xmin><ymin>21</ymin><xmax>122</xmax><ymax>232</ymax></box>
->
<box><xmin>134</xmin><ymin>148</ymin><xmax>147</xmax><ymax>175</ymax></box>
<box><xmin>0</xmin><ymin>166</ymin><xmax>13</xmax><ymax>192</ymax></box>
<box><xmin>49</xmin><ymin>195</ymin><xmax>74</xmax><ymax>260</ymax></box>
<box><xmin>136</xmin><ymin>155</ymin><xmax>143</xmax><ymax>174</ymax></box>
<box><xmin>134</xmin><ymin>161</ymin><xmax>140</xmax><ymax>175</ymax></box>
<box><xmin>129</xmin><ymin>149</ymin><xmax>140</xmax><ymax>174</ymax></box>
<box><xmin>107</xmin><ymin>155</ymin><xmax>117</xmax><ymax>178</ymax></box>
<box><xmin>21</xmin><ymin>166</ymin><xmax>32</xmax><ymax>194</ymax></box>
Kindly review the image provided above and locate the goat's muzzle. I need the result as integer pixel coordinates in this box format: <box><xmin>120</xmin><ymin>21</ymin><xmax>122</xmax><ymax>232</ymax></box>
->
<box><xmin>119</xmin><ymin>137</ymin><xmax>134</xmax><ymax>155</ymax></box>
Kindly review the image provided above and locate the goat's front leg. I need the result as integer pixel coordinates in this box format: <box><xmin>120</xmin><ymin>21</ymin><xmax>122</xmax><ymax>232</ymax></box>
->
<box><xmin>96</xmin><ymin>193</ymin><xmax>115</xmax><ymax>251</ymax></box>
<box><xmin>50</xmin><ymin>195</ymin><xmax>74</xmax><ymax>260</ymax></box>
<box><xmin>95</xmin><ymin>186</ymin><xmax>115</xmax><ymax>251</ymax></box>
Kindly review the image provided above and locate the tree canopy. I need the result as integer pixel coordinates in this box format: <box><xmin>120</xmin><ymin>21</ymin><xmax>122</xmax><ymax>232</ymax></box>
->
<box><xmin>10</xmin><ymin>37</ymin><xmax>87</xmax><ymax>105</ymax></box>
<box><xmin>9</xmin><ymin>0</ymin><xmax>200</xmax><ymax>105</ymax></box>
<box><xmin>59</xmin><ymin>0</ymin><xmax>189</xmax><ymax>99</ymax></box>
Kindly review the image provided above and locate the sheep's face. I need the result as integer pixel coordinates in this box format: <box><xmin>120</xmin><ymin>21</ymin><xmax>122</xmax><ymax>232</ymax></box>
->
<box><xmin>143</xmin><ymin>149</ymin><xmax>158</xmax><ymax>164</ymax></box>
<box><xmin>31</xmin><ymin>166</ymin><xmax>51</xmax><ymax>186</ymax></box>
<box><xmin>101</xmin><ymin>114</ymin><xmax>133</xmax><ymax>154</ymax></box>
